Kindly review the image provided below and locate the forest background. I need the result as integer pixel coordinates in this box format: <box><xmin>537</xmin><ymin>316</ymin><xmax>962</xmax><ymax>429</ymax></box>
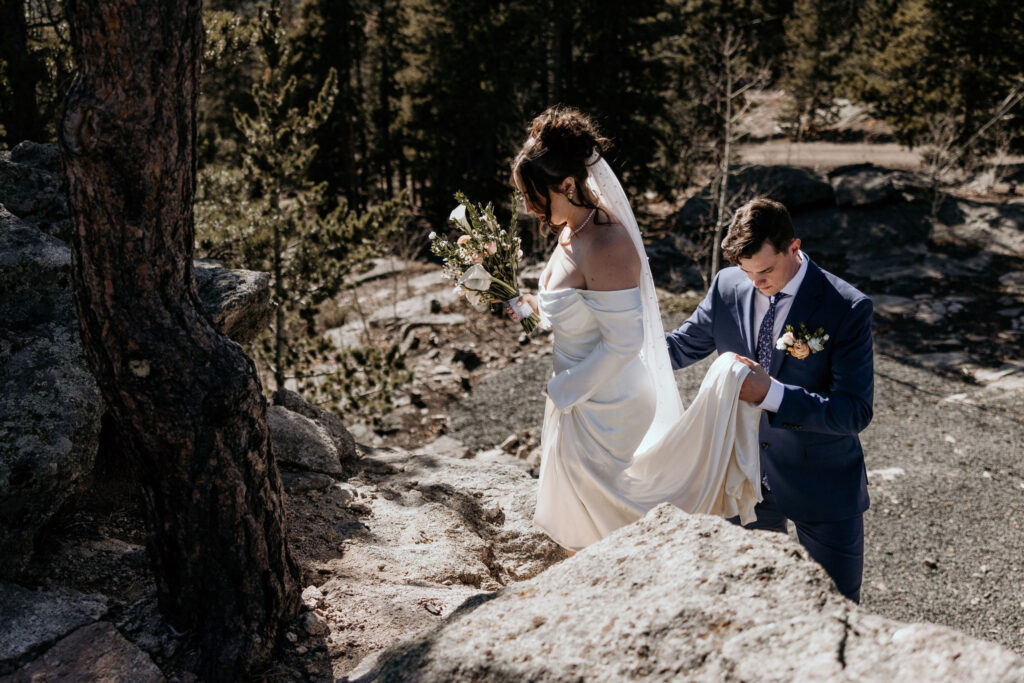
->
<box><xmin>3</xmin><ymin>0</ymin><xmax>1022</xmax><ymax>421</ymax></box>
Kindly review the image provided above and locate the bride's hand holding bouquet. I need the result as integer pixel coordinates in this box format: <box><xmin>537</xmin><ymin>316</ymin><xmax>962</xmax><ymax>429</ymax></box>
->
<box><xmin>429</xmin><ymin>190</ymin><xmax>540</xmax><ymax>333</ymax></box>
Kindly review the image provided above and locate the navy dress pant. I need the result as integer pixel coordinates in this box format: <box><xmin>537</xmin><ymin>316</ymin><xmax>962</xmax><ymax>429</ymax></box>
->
<box><xmin>729</xmin><ymin>487</ymin><xmax>864</xmax><ymax>603</ymax></box>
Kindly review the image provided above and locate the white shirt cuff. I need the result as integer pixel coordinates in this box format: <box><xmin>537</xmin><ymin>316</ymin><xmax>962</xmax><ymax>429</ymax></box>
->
<box><xmin>758</xmin><ymin>378</ymin><xmax>785</xmax><ymax>413</ymax></box>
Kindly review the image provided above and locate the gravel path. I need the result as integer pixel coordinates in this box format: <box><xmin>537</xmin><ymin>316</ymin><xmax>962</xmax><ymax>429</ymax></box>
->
<box><xmin>448</xmin><ymin>323</ymin><xmax>1024</xmax><ymax>655</ymax></box>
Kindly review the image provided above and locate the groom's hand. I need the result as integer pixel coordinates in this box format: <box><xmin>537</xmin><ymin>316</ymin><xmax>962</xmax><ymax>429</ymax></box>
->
<box><xmin>734</xmin><ymin>354</ymin><xmax>771</xmax><ymax>404</ymax></box>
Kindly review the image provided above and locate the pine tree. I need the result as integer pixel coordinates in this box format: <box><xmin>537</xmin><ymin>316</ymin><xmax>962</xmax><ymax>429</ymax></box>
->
<box><xmin>365</xmin><ymin>0</ymin><xmax>407</xmax><ymax>200</ymax></box>
<box><xmin>400</xmin><ymin>0</ymin><xmax>547</xmax><ymax>216</ymax></box>
<box><xmin>0</xmin><ymin>0</ymin><xmax>73</xmax><ymax>145</ymax></box>
<box><xmin>197</xmin><ymin>0</ymin><xmax>405</xmax><ymax>400</ymax></box>
<box><xmin>845</xmin><ymin>0</ymin><xmax>1024</xmax><ymax>154</ymax></box>
<box><xmin>656</xmin><ymin>0</ymin><xmax>784</xmax><ymax>187</ymax></box>
<box><xmin>290</xmin><ymin>0</ymin><xmax>369</xmax><ymax>208</ymax></box>
<box><xmin>560</xmin><ymin>0</ymin><xmax>674</xmax><ymax>195</ymax></box>
<box><xmin>781</xmin><ymin>0</ymin><xmax>861</xmax><ymax>139</ymax></box>
<box><xmin>197</xmin><ymin>8</ymin><xmax>260</xmax><ymax>165</ymax></box>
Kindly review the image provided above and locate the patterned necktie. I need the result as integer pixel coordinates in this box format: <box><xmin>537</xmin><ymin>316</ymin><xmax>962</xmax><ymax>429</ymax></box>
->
<box><xmin>757</xmin><ymin>293</ymin><xmax>787</xmax><ymax>369</ymax></box>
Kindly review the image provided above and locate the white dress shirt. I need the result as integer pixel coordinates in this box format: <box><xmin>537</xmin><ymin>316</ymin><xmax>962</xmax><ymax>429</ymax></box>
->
<box><xmin>753</xmin><ymin>251</ymin><xmax>809</xmax><ymax>413</ymax></box>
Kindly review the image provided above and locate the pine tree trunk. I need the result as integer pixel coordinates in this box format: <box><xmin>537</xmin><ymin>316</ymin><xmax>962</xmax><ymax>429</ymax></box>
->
<box><xmin>0</xmin><ymin>0</ymin><xmax>45</xmax><ymax>145</ymax></box>
<box><xmin>59</xmin><ymin>1</ymin><xmax>300</xmax><ymax>679</ymax></box>
<box><xmin>711</xmin><ymin>41</ymin><xmax>733</xmax><ymax>282</ymax></box>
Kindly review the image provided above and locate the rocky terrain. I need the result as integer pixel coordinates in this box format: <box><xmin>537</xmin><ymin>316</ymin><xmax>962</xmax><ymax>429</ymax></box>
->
<box><xmin>2</xmin><ymin>141</ymin><xmax>1023</xmax><ymax>680</ymax></box>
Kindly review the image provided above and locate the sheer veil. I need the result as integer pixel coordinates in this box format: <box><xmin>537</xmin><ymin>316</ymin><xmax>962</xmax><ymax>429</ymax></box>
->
<box><xmin>584</xmin><ymin>153</ymin><xmax>684</xmax><ymax>451</ymax></box>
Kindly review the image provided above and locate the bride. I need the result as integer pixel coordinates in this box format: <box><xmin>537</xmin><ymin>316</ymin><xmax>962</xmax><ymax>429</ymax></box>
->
<box><xmin>509</xmin><ymin>106</ymin><xmax>767</xmax><ymax>551</ymax></box>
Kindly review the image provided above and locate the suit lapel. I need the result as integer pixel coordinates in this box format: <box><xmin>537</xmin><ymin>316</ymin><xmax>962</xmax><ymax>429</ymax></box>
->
<box><xmin>734</xmin><ymin>279</ymin><xmax>757</xmax><ymax>358</ymax></box>
<box><xmin>771</xmin><ymin>259</ymin><xmax>825</xmax><ymax>377</ymax></box>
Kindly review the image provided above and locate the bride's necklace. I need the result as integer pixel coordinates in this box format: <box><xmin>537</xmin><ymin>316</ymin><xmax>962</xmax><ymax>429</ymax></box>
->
<box><xmin>558</xmin><ymin>208</ymin><xmax>596</xmax><ymax>246</ymax></box>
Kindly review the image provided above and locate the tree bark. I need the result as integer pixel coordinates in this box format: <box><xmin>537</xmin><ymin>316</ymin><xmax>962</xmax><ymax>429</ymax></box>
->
<box><xmin>59</xmin><ymin>1</ymin><xmax>300</xmax><ymax>679</ymax></box>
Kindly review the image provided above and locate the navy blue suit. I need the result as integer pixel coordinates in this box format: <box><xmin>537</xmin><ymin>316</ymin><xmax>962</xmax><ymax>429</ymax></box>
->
<box><xmin>665</xmin><ymin>257</ymin><xmax>873</xmax><ymax>600</ymax></box>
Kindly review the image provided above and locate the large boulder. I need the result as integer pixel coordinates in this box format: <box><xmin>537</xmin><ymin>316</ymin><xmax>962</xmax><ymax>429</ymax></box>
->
<box><xmin>267</xmin><ymin>405</ymin><xmax>348</xmax><ymax>475</ymax></box>
<box><xmin>194</xmin><ymin>258</ymin><xmax>273</xmax><ymax>344</ymax></box>
<box><xmin>931</xmin><ymin>198</ymin><xmax>1024</xmax><ymax>257</ymax></box>
<box><xmin>644</xmin><ymin>235</ymin><xmax>707</xmax><ymax>293</ymax></box>
<box><xmin>1</xmin><ymin>164</ymin><xmax>272</xmax><ymax>578</ymax></box>
<box><xmin>828</xmin><ymin>163</ymin><xmax>928</xmax><ymax>209</ymax></box>
<box><xmin>792</xmin><ymin>202</ymin><xmax>933</xmax><ymax>257</ymax></box>
<box><xmin>0</xmin><ymin>583</ymin><xmax>108</xmax><ymax>675</ymax></box>
<box><xmin>353</xmin><ymin>505</ymin><xmax>1024</xmax><ymax>682</ymax></box>
<box><xmin>0</xmin><ymin>141</ymin><xmax>69</xmax><ymax>240</ymax></box>
<box><xmin>4</xmin><ymin>621</ymin><xmax>164</xmax><ymax>683</ymax></box>
<box><xmin>676</xmin><ymin>165</ymin><xmax>834</xmax><ymax>232</ymax></box>
<box><xmin>0</xmin><ymin>208</ymin><xmax>103</xmax><ymax>579</ymax></box>
<box><xmin>273</xmin><ymin>388</ymin><xmax>357</xmax><ymax>462</ymax></box>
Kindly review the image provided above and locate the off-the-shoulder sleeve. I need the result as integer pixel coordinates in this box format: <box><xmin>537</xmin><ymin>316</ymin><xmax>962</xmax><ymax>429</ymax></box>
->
<box><xmin>546</xmin><ymin>289</ymin><xmax>644</xmax><ymax>412</ymax></box>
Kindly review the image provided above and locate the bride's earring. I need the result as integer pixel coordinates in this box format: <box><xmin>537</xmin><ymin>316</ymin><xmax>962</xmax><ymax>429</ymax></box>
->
<box><xmin>566</xmin><ymin>185</ymin><xmax>575</xmax><ymax>201</ymax></box>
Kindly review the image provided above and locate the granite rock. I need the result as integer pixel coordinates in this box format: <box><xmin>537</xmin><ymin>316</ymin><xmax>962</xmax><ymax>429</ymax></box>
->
<box><xmin>3</xmin><ymin>621</ymin><xmax>164</xmax><ymax>683</ymax></box>
<box><xmin>0</xmin><ymin>209</ymin><xmax>102</xmax><ymax>578</ymax></box>
<box><xmin>0</xmin><ymin>583</ymin><xmax>107</xmax><ymax>675</ymax></box>
<box><xmin>354</xmin><ymin>506</ymin><xmax>1024</xmax><ymax>682</ymax></box>
<box><xmin>194</xmin><ymin>258</ymin><xmax>273</xmax><ymax>344</ymax></box>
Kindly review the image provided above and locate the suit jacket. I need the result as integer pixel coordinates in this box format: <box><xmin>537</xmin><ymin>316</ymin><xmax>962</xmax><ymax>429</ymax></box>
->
<box><xmin>665</xmin><ymin>258</ymin><xmax>873</xmax><ymax>522</ymax></box>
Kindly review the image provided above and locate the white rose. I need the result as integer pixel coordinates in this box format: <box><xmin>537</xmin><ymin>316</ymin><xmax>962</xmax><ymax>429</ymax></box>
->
<box><xmin>776</xmin><ymin>331</ymin><xmax>796</xmax><ymax>350</ymax></box>
<box><xmin>449</xmin><ymin>204</ymin><xmax>470</xmax><ymax>230</ymax></box>
<box><xmin>808</xmin><ymin>337</ymin><xmax>823</xmax><ymax>352</ymax></box>
<box><xmin>458</xmin><ymin>263</ymin><xmax>493</xmax><ymax>292</ymax></box>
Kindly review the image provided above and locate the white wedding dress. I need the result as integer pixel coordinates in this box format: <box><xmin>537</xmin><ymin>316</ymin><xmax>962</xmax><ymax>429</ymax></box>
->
<box><xmin>533</xmin><ymin>285</ymin><xmax>763</xmax><ymax>550</ymax></box>
<box><xmin>530</xmin><ymin>155</ymin><xmax>763</xmax><ymax>551</ymax></box>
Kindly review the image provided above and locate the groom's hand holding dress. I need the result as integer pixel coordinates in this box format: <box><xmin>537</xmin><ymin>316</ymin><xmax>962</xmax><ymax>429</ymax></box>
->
<box><xmin>664</xmin><ymin>198</ymin><xmax>873</xmax><ymax>603</ymax></box>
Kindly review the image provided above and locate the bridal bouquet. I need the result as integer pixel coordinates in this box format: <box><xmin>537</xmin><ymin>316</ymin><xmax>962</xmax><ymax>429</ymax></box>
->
<box><xmin>429</xmin><ymin>191</ymin><xmax>539</xmax><ymax>334</ymax></box>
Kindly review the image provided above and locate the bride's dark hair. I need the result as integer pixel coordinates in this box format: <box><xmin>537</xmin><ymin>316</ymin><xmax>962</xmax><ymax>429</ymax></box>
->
<box><xmin>512</xmin><ymin>106</ymin><xmax>609</xmax><ymax>229</ymax></box>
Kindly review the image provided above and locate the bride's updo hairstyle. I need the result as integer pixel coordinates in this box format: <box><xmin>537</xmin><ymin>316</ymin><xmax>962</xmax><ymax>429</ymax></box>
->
<box><xmin>512</xmin><ymin>106</ymin><xmax>609</xmax><ymax>228</ymax></box>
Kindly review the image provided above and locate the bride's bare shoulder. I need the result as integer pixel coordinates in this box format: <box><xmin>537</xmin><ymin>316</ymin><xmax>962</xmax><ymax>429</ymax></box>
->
<box><xmin>579</xmin><ymin>220</ymin><xmax>640</xmax><ymax>290</ymax></box>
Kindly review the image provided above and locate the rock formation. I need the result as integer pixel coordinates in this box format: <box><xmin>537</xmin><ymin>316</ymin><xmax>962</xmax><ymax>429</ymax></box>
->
<box><xmin>0</xmin><ymin>204</ymin><xmax>103</xmax><ymax>578</ymax></box>
<box><xmin>0</xmin><ymin>143</ymin><xmax>274</xmax><ymax>578</ymax></box>
<box><xmin>352</xmin><ymin>505</ymin><xmax>1024</xmax><ymax>682</ymax></box>
<box><xmin>666</xmin><ymin>163</ymin><xmax>1024</xmax><ymax>389</ymax></box>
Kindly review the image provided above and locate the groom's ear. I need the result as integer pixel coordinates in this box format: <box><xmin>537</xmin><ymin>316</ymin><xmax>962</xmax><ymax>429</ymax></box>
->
<box><xmin>790</xmin><ymin>238</ymin><xmax>802</xmax><ymax>254</ymax></box>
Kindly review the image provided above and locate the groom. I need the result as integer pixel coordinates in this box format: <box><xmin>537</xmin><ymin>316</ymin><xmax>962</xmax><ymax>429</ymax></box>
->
<box><xmin>665</xmin><ymin>197</ymin><xmax>873</xmax><ymax>602</ymax></box>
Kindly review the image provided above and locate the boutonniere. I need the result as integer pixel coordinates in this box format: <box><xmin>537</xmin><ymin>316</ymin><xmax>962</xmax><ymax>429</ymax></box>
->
<box><xmin>776</xmin><ymin>323</ymin><xmax>829</xmax><ymax>359</ymax></box>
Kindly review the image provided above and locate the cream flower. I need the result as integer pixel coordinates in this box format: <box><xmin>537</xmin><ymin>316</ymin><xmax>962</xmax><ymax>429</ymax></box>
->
<box><xmin>470</xmin><ymin>252</ymin><xmax>485</xmax><ymax>265</ymax></box>
<box><xmin>485</xmin><ymin>241</ymin><xmax>497</xmax><ymax>255</ymax></box>
<box><xmin>428</xmin><ymin>231</ymin><xmax>437</xmax><ymax>240</ymax></box>
<box><xmin>449</xmin><ymin>204</ymin><xmax>470</xmax><ymax>230</ymax></box>
<box><xmin>808</xmin><ymin>337</ymin><xmax>824</xmax><ymax>353</ymax></box>
<box><xmin>458</xmin><ymin>263</ymin><xmax>492</xmax><ymax>292</ymax></box>
<box><xmin>776</xmin><ymin>331</ymin><xmax>796</xmax><ymax>350</ymax></box>
<box><xmin>457</xmin><ymin>234</ymin><xmax>471</xmax><ymax>246</ymax></box>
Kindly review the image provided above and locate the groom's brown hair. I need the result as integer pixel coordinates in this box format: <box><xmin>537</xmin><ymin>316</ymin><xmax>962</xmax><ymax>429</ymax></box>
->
<box><xmin>721</xmin><ymin>197</ymin><xmax>795</xmax><ymax>265</ymax></box>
